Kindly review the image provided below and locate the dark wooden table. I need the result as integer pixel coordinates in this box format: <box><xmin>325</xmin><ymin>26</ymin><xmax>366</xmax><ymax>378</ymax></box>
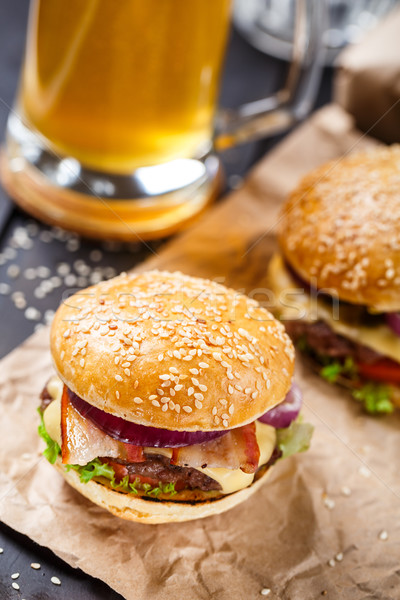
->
<box><xmin>0</xmin><ymin>2</ymin><xmax>333</xmax><ymax>598</ymax></box>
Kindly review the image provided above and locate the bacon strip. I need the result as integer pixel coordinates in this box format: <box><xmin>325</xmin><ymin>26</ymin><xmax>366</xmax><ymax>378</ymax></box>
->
<box><xmin>171</xmin><ymin>422</ymin><xmax>260</xmax><ymax>474</ymax></box>
<box><xmin>61</xmin><ymin>386</ymin><xmax>144</xmax><ymax>465</ymax></box>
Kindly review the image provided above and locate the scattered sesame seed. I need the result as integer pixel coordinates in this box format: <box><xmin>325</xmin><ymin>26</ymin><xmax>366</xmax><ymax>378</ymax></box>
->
<box><xmin>152</xmin><ymin>400</ymin><xmax>160</xmax><ymax>407</ymax></box>
<box><xmin>25</xmin><ymin>307</ymin><xmax>41</xmax><ymax>321</ymax></box>
<box><xmin>199</xmin><ymin>362</ymin><xmax>209</xmax><ymax>368</ymax></box>
<box><xmin>30</xmin><ymin>562</ymin><xmax>41</xmax><ymax>570</ymax></box>
<box><xmin>335</xmin><ymin>553</ymin><xmax>343</xmax><ymax>562</ymax></box>
<box><xmin>327</xmin><ymin>559</ymin><xmax>335</xmax><ymax>568</ymax></box>
<box><xmin>134</xmin><ymin>397</ymin><xmax>143</xmax><ymax>404</ymax></box>
<box><xmin>51</xmin><ymin>576</ymin><xmax>61</xmax><ymax>586</ymax></box>
<box><xmin>115</xmin><ymin>374</ymin><xmax>123</xmax><ymax>382</ymax></box>
<box><xmin>183</xmin><ymin>406</ymin><xmax>192</xmax><ymax>413</ymax></box>
<box><xmin>260</xmin><ymin>589</ymin><xmax>271</xmax><ymax>597</ymax></box>
<box><xmin>0</xmin><ymin>283</ymin><xmax>11</xmax><ymax>295</ymax></box>
<box><xmin>323</xmin><ymin>497</ymin><xmax>335</xmax><ymax>510</ymax></box>
<box><xmin>12</xmin><ymin>582</ymin><xmax>20</xmax><ymax>590</ymax></box>
<box><xmin>0</xmin><ymin>548</ymin><xmax>3</xmax><ymax>553</ymax></box>
<box><xmin>358</xmin><ymin>466</ymin><xmax>371</xmax><ymax>478</ymax></box>
<box><xmin>7</xmin><ymin>264</ymin><xmax>20</xmax><ymax>279</ymax></box>
<box><xmin>11</xmin><ymin>573</ymin><xmax>19</xmax><ymax>579</ymax></box>
<box><xmin>341</xmin><ymin>486</ymin><xmax>351</xmax><ymax>497</ymax></box>
<box><xmin>378</xmin><ymin>530</ymin><xmax>388</xmax><ymax>541</ymax></box>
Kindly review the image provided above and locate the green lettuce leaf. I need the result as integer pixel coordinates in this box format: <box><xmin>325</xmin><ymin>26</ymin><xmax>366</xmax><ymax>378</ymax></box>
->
<box><xmin>352</xmin><ymin>383</ymin><xmax>394</xmax><ymax>415</ymax></box>
<box><xmin>65</xmin><ymin>458</ymin><xmax>115</xmax><ymax>483</ymax></box>
<box><xmin>37</xmin><ymin>408</ymin><xmax>61</xmax><ymax>464</ymax></box>
<box><xmin>320</xmin><ymin>356</ymin><xmax>357</xmax><ymax>384</ymax></box>
<box><xmin>277</xmin><ymin>418</ymin><xmax>314</xmax><ymax>459</ymax></box>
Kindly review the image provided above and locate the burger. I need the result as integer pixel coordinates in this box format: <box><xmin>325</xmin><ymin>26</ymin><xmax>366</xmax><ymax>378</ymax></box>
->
<box><xmin>268</xmin><ymin>145</ymin><xmax>400</xmax><ymax>414</ymax></box>
<box><xmin>38</xmin><ymin>270</ymin><xmax>313</xmax><ymax>523</ymax></box>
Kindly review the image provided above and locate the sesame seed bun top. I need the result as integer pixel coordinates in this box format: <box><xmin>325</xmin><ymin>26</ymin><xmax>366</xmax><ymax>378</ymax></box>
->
<box><xmin>50</xmin><ymin>270</ymin><xmax>294</xmax><ymax>432</ymax></box>
<box><xmin>279</xmin><ymin>145</ymin><xmax>400</xmax><ymax>311</ymax></box>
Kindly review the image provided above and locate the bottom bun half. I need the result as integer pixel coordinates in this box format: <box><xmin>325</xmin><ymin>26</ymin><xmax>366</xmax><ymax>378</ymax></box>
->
<box><xmin>54</xmin><ymin>457</ymin><xmax>272</xmax><ymax>524</ymax></box>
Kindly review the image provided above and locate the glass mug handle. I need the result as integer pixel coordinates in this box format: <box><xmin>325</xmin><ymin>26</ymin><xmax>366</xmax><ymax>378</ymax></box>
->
<box><xmin>215</xmin><ymin>0</ymin><xmax>327</xmax><ymax>151</ymax></box>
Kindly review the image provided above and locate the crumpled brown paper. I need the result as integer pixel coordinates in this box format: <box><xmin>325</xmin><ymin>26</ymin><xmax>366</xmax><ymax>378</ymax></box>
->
<box><xmin>1</xmin><ymin>105</ymin><xmax>400</xmax><ymax>600</ymax></box>
<box><xmin>335</xmin><ymin>6</ymin><xmax>400</xmax><ymax>144</ymax></box>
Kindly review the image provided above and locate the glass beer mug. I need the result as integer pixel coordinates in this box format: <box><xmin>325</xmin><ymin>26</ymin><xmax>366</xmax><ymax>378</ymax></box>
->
<box><xmin>2</xmin><ymin>0</ymin><xmax>325</xmax><ymax>240</ymax></box>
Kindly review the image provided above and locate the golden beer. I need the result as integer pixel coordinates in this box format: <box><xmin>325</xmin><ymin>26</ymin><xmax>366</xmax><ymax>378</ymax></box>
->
<box><xmin>21</xmin><ymin>0</ymin><xmax>231</xmax><ymax>173</ymax></box>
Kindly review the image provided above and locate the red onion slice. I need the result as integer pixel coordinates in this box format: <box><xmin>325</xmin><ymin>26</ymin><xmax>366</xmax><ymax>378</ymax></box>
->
<box><xmin>386</xmin><ymin>313</ymin><xmax>400</xmax><ymax>336</ymax></box>
<box><xmin>258</xmin><ymin>383</ymin><xmax>302</xmax><ymax>429</ymax></box>
<box><xmin>68</xmin><ymin>390</ymin><xmax>228</xmax><ymax>448</ymax></box>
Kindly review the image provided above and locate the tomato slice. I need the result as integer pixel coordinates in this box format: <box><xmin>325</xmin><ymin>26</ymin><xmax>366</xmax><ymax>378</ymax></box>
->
<box><xmin>357</xmin><ymin>358</ymin><xmax>400</xmax><ymax>384</ymax></box>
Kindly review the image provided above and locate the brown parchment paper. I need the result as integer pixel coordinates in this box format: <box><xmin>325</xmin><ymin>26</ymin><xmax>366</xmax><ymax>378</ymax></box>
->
<box><xmin>1</xmin><ymin>105</ymin><xmax>400</xmax><ymax>600</ymax></box>
<box><xmin>335</xmin><ymin>6</ymin><xmax>400</xmax><ymax>144</ymax></box>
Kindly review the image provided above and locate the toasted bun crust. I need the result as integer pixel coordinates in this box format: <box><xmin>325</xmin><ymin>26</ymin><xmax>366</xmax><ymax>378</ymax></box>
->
<box><xmin>54</xmin><ymin>456</ymin><xmax>272</xmax><ymax>523</ymax></box>
<box><xmin>51</xmin><ymin>270</ymin><xmax>294</xmax><ymax>431</ymax></box>
<box><xmin>279</xmin><ymin>145</ymin><xmax>400</xmax><ymax>311</ymax></box>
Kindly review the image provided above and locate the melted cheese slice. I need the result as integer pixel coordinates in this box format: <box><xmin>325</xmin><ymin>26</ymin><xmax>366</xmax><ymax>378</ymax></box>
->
<box><xmin>43</xmin><ymin>376</ymin><xmax>276</xmax><ymax>495</ymax></box>
<box><xmin>269</xmin><ymin>254</ymin><xmax>400</xmax><ymax>364</ymax></box>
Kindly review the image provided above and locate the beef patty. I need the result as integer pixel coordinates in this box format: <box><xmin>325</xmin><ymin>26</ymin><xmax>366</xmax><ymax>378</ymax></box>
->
<box><xmin>285</xmin><ymin>319</ymin><xmax>382</xmax><ymax>364</ymax></box>
<box><xmin>109</xmin><ymin>455</ymin><xmax>222</xmax><ymax>492</ymax></box>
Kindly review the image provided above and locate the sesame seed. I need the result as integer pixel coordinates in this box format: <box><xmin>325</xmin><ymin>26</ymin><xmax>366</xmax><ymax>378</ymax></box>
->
<box><xmin>228</xmin><ymin>385</ymin><xmax>234</xmax><ymax>394</ymax></box>
<box><xmin>11</xmin><ymin>573</ymin><xmax>19</xmax><ymax>579</ymax></box>
<box><xmin>51</xmin><ymin>576</ymin><xmax>61</xmax><ymax>586</ymax></box>
<box><xmin>323</xmin><ymin>497</ymin><xmax>335</xmax><ymax>510</ymax></box>
<box><xmin>378</xmin><ymin>530</ymin><xmax>388</xmax><ymax>541</ymax></box>
<box><xmin>169</xmin><ymin>367</ymin><xmax>178</xmax><ymax>374</ymax></box>
<box><xmin>327</xmin><ymin>559</ymin><xmax>335</xmax><ymax>568</ymax></box>
<box><xmin>134</xmin><ymin>397</ymin><xmax>143</xmax><ymax>404</ymax></box>
<box><xmin>175</xmin><ymin>404</ymin><xmax>181</xmax><ymax>413</ymax></box>
<box><xmin>199</xmin><ymin>384</ymin><xmax>207</xmax><ymax>392</ymax></box>
<box><xmin>183</xmin><ymin>406</ymin><xmax>192</xmax><ymax>413</ymax></box>
<box><xmin>115</xmin><ymin>391</ymin><xmax>120</xmax><ymax>399</ymax></box>
<box><xmin>195</xmin><ymin>400</ymin><xmax>202</xmax><ymax>409</ymax></box>
<box><xmin>149</xmin><ymin>395</ymin><xmax>157</xmax><ymax>400</ymax></box>
<box><xmin>124</xmin><ymin>368</ymin><xmax>131</xmax><ymax>377</ymax></box>
<box><xmin>199</xmin><ymin>362</ymin><xmax>209</xmax><ymax>368</ymax></box>
<box><xmin>189</xmin><ymin>368</ymin><xmax>199</xmax><ymax>375</ymax></box>
<box><xmin>0</xmin><ymin>548</ymin><xmax>3</xmax><ymax>553</ymax></box>
<box><xmin>31</xmin><ymin>563</ymin><xmax>41</xmax><ymax>569</ymax></box>
<box><xmin>335</xmin><ymin>553</ymin><xmax>343</xmax><ymax>562</ymax></box>
<box><xmin>159</xmin><ymin>374</ymin><xmax>170</xmax><ymax>381</ymax></box>
<box><xmin>115</xmin><ymin>374</ymin><xmax>123</xmax><ymax>382</ymax></box>
<box><xmin>174</xmin><ymin>384</ymin><xmax>183</xmax><ymax>391</ymax></box>
<box><xmin>358</xmin><ymin>466</ymin><xmax>371</xmax><ymax>478</ymax></box>
<box><xmin>223</xmin><ymin>419</ymin><xmax>228</xmax><ymax>427</ymax></box>
<box><xmin>12</xmin><ymin>583</ymin><xmax>20</xmax><ymax>590</ymax></box>
<box><xmin>80</xmin><ymin>358</ymin><xmax>85</xmax><ymax>367</ymax></box>
<box><xmin>341</xmin><ymin>486</ymin><xmax>351</xmax><ymax>496</ymax></box>
<box><xmin>260</xmin><ymin>589</ymin><xmax>271</xmax><ymax>596</ymax></box>
<box><xmin>194</xmin><ymin>393</ymin><xmax>204</xmax><ymax>401</ymax></box>
<box><xmin>152</xmin><ymin>400</ymin><xmax>160</xmax><ymax>407</ymax></box>
<box><xmin>191</xmin><ymin>378</ymin><xmax>199</xmax><ymax>387</ymax></box>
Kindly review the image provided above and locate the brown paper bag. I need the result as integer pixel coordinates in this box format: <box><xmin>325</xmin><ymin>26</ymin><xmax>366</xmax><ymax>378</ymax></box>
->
<box><xmin>1</xmin><ymin>105</ymin><xmax>399</xmax><ymax>600</ymax></box>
